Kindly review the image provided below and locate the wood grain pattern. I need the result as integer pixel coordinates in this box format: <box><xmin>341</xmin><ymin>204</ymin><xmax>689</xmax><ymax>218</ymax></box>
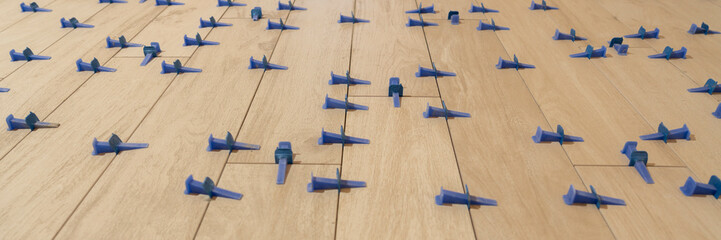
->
<box><xmin>598</xmin><ymin>0</ymin><xmax>721</xmax><ymax>101</ymax></box>
<box><xmin>115</xmin><ymin>1</ymin><xmax>225</xmax><ymax>58</ymax></box>
<box><xmin>474</xmin><ymin>0</ymin><xmax>683</xmax><ymax>167</ymax></box>
<box><xmin>593</xmin><ymin>48</ymin><xmax>721</xmax><ymax>180</ymax></box>
<box><xmin>195</xmin><ymin>164</ymin><xmax>339</xmax><ymax>240</ymax></box>
<box><xmin>0</xmin><ymin>0</ymin><xmax>106</xmax><ymax>77</ymax></box>
<box><xmin>336</xmin><ymin>97</ymin><xmax>476</xmax><ymax>240</ymax></box>
<box><xmin>230</xmin><ymin>0</ymin><xmax>352</xmax><ymax>164</ymax></box>
<box><xmin>426</xmin><ymin>22</ymin><xmax>615</xmax><ymax>239</ymax></box>
<box><xmin>576</xmin><ymin>166</ymin><xmax>721</xmax><ymax>240</ymax></box>
<box><xmin>55</xmin><ymin>20</ymin><xmax>279</xmax><ymax>239</ymax></box>
<box><xmin>0</xmin><ymin>2</ymin><xmax>165</xmax><ymax>160</ymax></box>
<box><xmin>0</xmin><ymin>58</ymin><xmax>179</xmax><ymax>239</ymax></box>
<box><xmin>348</xmin><ymin>0</ymin><xmax>438</xmax><ymax>97</ymax></box>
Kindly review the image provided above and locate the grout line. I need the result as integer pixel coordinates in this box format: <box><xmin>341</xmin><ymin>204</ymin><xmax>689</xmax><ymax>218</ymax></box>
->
<box><xmin>191</xmin><ymin>4</ymin><xmax>293</xmax><ymax>240</ymax></box>
<box><xmin>488</xmin><ymin>14</ymin><xmax>619</xmax><ymax>240</ymax></box>
<box><xmin>50</xmin><ymin>6</ymin><xmax>177</xmax><ymax>240</ymax></box>
<box><xmin>333</xmin><ymin>0</ymin><xmax>356</xmax><ymax>238</ymax></box>
<box><xmin>413</xmin><ymin>4</ymin><xmax>479</xmax><ymax>240</ymax></box>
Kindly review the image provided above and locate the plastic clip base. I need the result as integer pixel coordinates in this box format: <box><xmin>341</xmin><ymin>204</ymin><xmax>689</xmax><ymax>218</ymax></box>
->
<box><xmin>680</xmin><ymin>176</ymin><xmax>721</xmax><ymax>199</ymax></box>
<box><xmin>307</xmin><ymin>169</ymin><xmax>366</xmax><ymax>192</ymax></box>
<box><xmin>532</xmin><ymin>125</ymin><xmax>584</xmax><ymax>145</ymax></box>
<box><xmin>9</xmin><ymin>48</ymin><xmax>51</xmax><ymax>61</ymax></box>
<box><xmin>248</xmin><ymin>56</ymin><xmax>287</xmax><ymax>70</ymax></box>
<box><xmin>206</xmin><ymin>132</ymin><xmax>260</xmax><ymax>152</ymax></box>
<box><xmin>469</xmin><ymin>3</ymin><xmax>498</xmax><ymax>13</ymax></box>
<box><xmin>496</xmin><ymin>55</ymin><xmax>535</xmax><ymax>70</ymax></box>
<box><xmin>648</xmin><ymin>46</ymin><xmax>687</xmax><ymax>60</ymax></box>
<box><xmin>6</xmin><ymin>112</ymin><xmax>60</xmax><ymax>131</ymax></box>
<box><xmin>529</xmin><ymin>0</ymin><xmax>558</xmax><ymax>10</ymax></box>
<box><xmin>323</xmin><ymin>94</ymin><xmax>368</xmax><ymax>110</ymax></box>
<box><xmin>60</xmin><ymin>17</ymin><xmax>94</xmax><ymax>28</ymax></box>
<box><xmin>318</xmin><ymin>126</ymin><xmax>369</xmax><ymax>145</ymax></box>
<box><xmin>406</xmin><ymin>3</ymin><xmax>434</xmax><ymax>14</ymax></box>
<box><xmin>217</xmin><ymin>0</ymin><xmax>246</xmax><ymax>7</ymax></box>
<box><xmin>435</xmin><ymin>185</ymin><xmax>497</xmax><ymax>208</ymax></box>
<box><xmin>185</xmin><ymin>175</ymin><xmax>242</xmax><ymax>200</ymax></box>
<box><xmin>569</xmin><ymin>45</ymin><xmax>607</xmax><ymax>59</ymax></box>
<box><xmin>92</xmin><ymin>134</ymin><xmax>148</xmax><ymax>155</ymax></box>
<box><xmin>423</xmin><ymin>101</ymin><xmax>470</xmax><ymax>119</ymax></box>
<box><xmin>161</xmin><ymin>60</ymin><xmax>202</xmax><ymax>74</ymax></box>
<box><xmin>329</xmin><ymin>71</ymin><xmax>370</xmax><ymax>85</ymax></box>
<box><xmin>563</xmin><ymin>185</ymin><xmax>626</xmax><ymax>208</ymax></box>
<box><xmin>76</xmin><ymin>58</ymin><xmax>116</xmax><ymax>72</ymax></box>
<box><xmin>639</xmin><ymin>122</ymin><xmax>690</xmax><ymax>143</ymax></box>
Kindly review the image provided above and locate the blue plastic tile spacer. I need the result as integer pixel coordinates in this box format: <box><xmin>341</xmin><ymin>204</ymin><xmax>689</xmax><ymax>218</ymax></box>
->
<box><xmin>200</xmin><ymin>16</ymin><xmax>232</xmax><ymax>28</ymax></box>
<box><xmin>450</xmin><ymin>15</ymin><xmax>459</xmax><ymax>25</ymax></box>
<box><xmin>318</xmin><ymin>126</ymin><xmax>369</xmax><ymax>145</ymax></box>
<box><xmin>21</xmin><ymin>2</ymin><xmax>51</xmax><ymax>12</ymax></box>
<box><xmin>469</xmin><ymin>3</ymin><xmax>498</xmax><ymax>13</ymax></box>
<box><xmin>248</xmin><ymin>55</ymin><xmax>287</xmax><ymax>70</ymax></box>
<box><xmin>406</xmin><ymin>3</ymin><xmax>434</xmax><ymax>14</ymax></box>
<box><xmin>307</xmin><ymin>168</ymin><xmax>366</xmax><ymax>192</ymax></box>
<box><xmin>207</xmin><ymin>131</ymin><xmax>260</xmax><ymax>153</ymax></box>
<box><xmin>688</xmin><ymin>22</ymin><xmax>719</xmax><ymax>35</ymax></box>
<box><xmin>496</xmin><ymin>55</ymin><xmax>535</xmax><ymax>70</ymax></box>
<box><xmin>407</xmin><ymin>16</ymin><xmax>437</xmax><ymax>27</ymax></box>
<box><xmin>553</xmin><ymin>29</ymin><xmax>587</xmax><ymax>41</ymax></box>
<box><xmin>416</xmin><ymin>63</ymin><xmax>456</xmax><ymax>78</ymax></box>
<box><xmin>388</xmin><ymin>77</ymin><xmax>404</xmax><ymax>108</ymax></box>
<box><xmin>610</xmin><ymin>38</ymin><xmax>629</xmax><ymax>55</ymax></box>
<box><xmin>76</xmin><ymin>58</ymin><xmax>116</xmax><ymax>72</ymax></box>
<box><xmin>275</xmin><ymin>141</ymin><xmax>293</xmax><ymax>184</ymax></box>
<box><xmin>610</xmin><ymin>39</ymin><xmax>629</xmax><ymax>55</ymax></box>
<box><xmin>713</xmin><ymin>103</ymin><xmax>721</xmax><ymax>119</ymax></box>
<box><xmin>570</xmin><ymin>45</ymin><xmax>607</xmax><ymax>59</ymax></box>
<box><xmin>6</xmin><ymin>112</ymin><xmax>59</xmax><ymax>131</ymax></box>
<box><xmin>640</xmin><ymin>122</ymin><xmax>690</xmax><ymax>143</ymax></box>
<box><xmin>624</xmin><ymin>26</ymin><xmax>659</xmax><ymax>39</ymax></box>
<box><xmin>267</xmin><ymin>18</ymin><xmax>299</xmax><ymax>30</ymax></box>
<box><xmin>106</xmin><ymin>36</ymin><xmax>142</xmax><ymax>48</ymax></box>
<box><xmin>140</xmin><ymin>42</ymin><xmax>161</xmax><ymax>66</ymax></box>
<box><xmin>183</xmin><ymin>33</ymin><xmax>219</xmax><ymax>46</ymax></box>
<box><xmin>217</xmin><ymin>0</ymin><xmax>245</xmax><ymax>7</ymax></box>
<box><xmin>251</xmin><ymin>7</ymin><xmax>262</xmax><ymax>21</ymax></box>
<box><xmin>99</xmin><ymin>0</ymin><xmax>127</xmax><ymax>3</ymax></box>
<box><xmin>323</xmin><ymin>94</ymin><xmax>369</xmax><ymax>111</ymax></box>
<box><xmin>648</xmin><ymin>46</ymin><xmax>686</xmax><ymax>60</ymax></box>
<box><xmin>161</xmin><ymin>59</ymin><xmax>201</xmax><ymax>74</ymax></box>
<box><xmin>156</xmin><ymin>0</ymin><xmax>183</xmax><ymax>5</ymax></box>
<box><xmin>185</xmin><ymin>175</ymin><xmax>242</xmax><ymax>200</ymax></box>
<box><xmin>92</xmin><ymin>133</ymin><xmax>148</xmax><ymax>155</ymax></box>
<box><xmin>563</xmin><ymin>185</ymin><xmax>626</xmax><ymax>208</ymax></box>
<box><xmin>329</xmin><ymin>71</ymin><xmax>370</xmax><ymax>85</ymax></box>
<box><xmin>435</xmin><ymin>185</ymin><xmax>497</xmax><ymax>208</ymax></box>
<box><xmin>0</xmin><ymin>88</ymin><xmax>9</xmax><ymax>92</ymax></box>
<box><xmin>532</xmin><ymin>125</ymin><xmax>584</xmax><ymax>145</ymax></box>
<box><xmin>476</xmin><ymin>19</ymin><xmax>509</xmax><ymax>31</ymax></box>
<box><xmin>680</xmin><ymin>175</ymin><xmax>721</xmax><ymax>199</ymax></box>
<box><xmin>620</xmin><ymin>141</ymin><xmax>654</xmax><ymax>184</ymax></box>
<box><xmin>277</xmin><ymin>1</ymin><xmax>305</xmax><ymax>10</ymax></box>
<box><xmin>339</xmin><ymin>12</ymin><xmax>369</xmax><ymax>23</ymax></box>
<box><xmin>529</xmin><ymin>0</ymin><xmax>558</xmax><ymax>10</ymax></box>
<box><xmin>424</xmin><ymin>101</ymin><xmax>470</xmax><ymax>119</ymax></box>
<box><xmin>9</xmin><ymin>47</ymin><xmax>51</xmax><ymax>61</ymax></box>
<box><xmin>60</xmin><ymin>17</ymin><xmax>94</xmax><ymax>28</ymax></box>
<box><xmin>688</xmin><ymin>79</ymin><xmax>720</xmax><ymax>95</ymax></box>
<box><xmin>447</xmin><ymin>11</ymin><xmax>459</xmax><ymax>20</ymax></box>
